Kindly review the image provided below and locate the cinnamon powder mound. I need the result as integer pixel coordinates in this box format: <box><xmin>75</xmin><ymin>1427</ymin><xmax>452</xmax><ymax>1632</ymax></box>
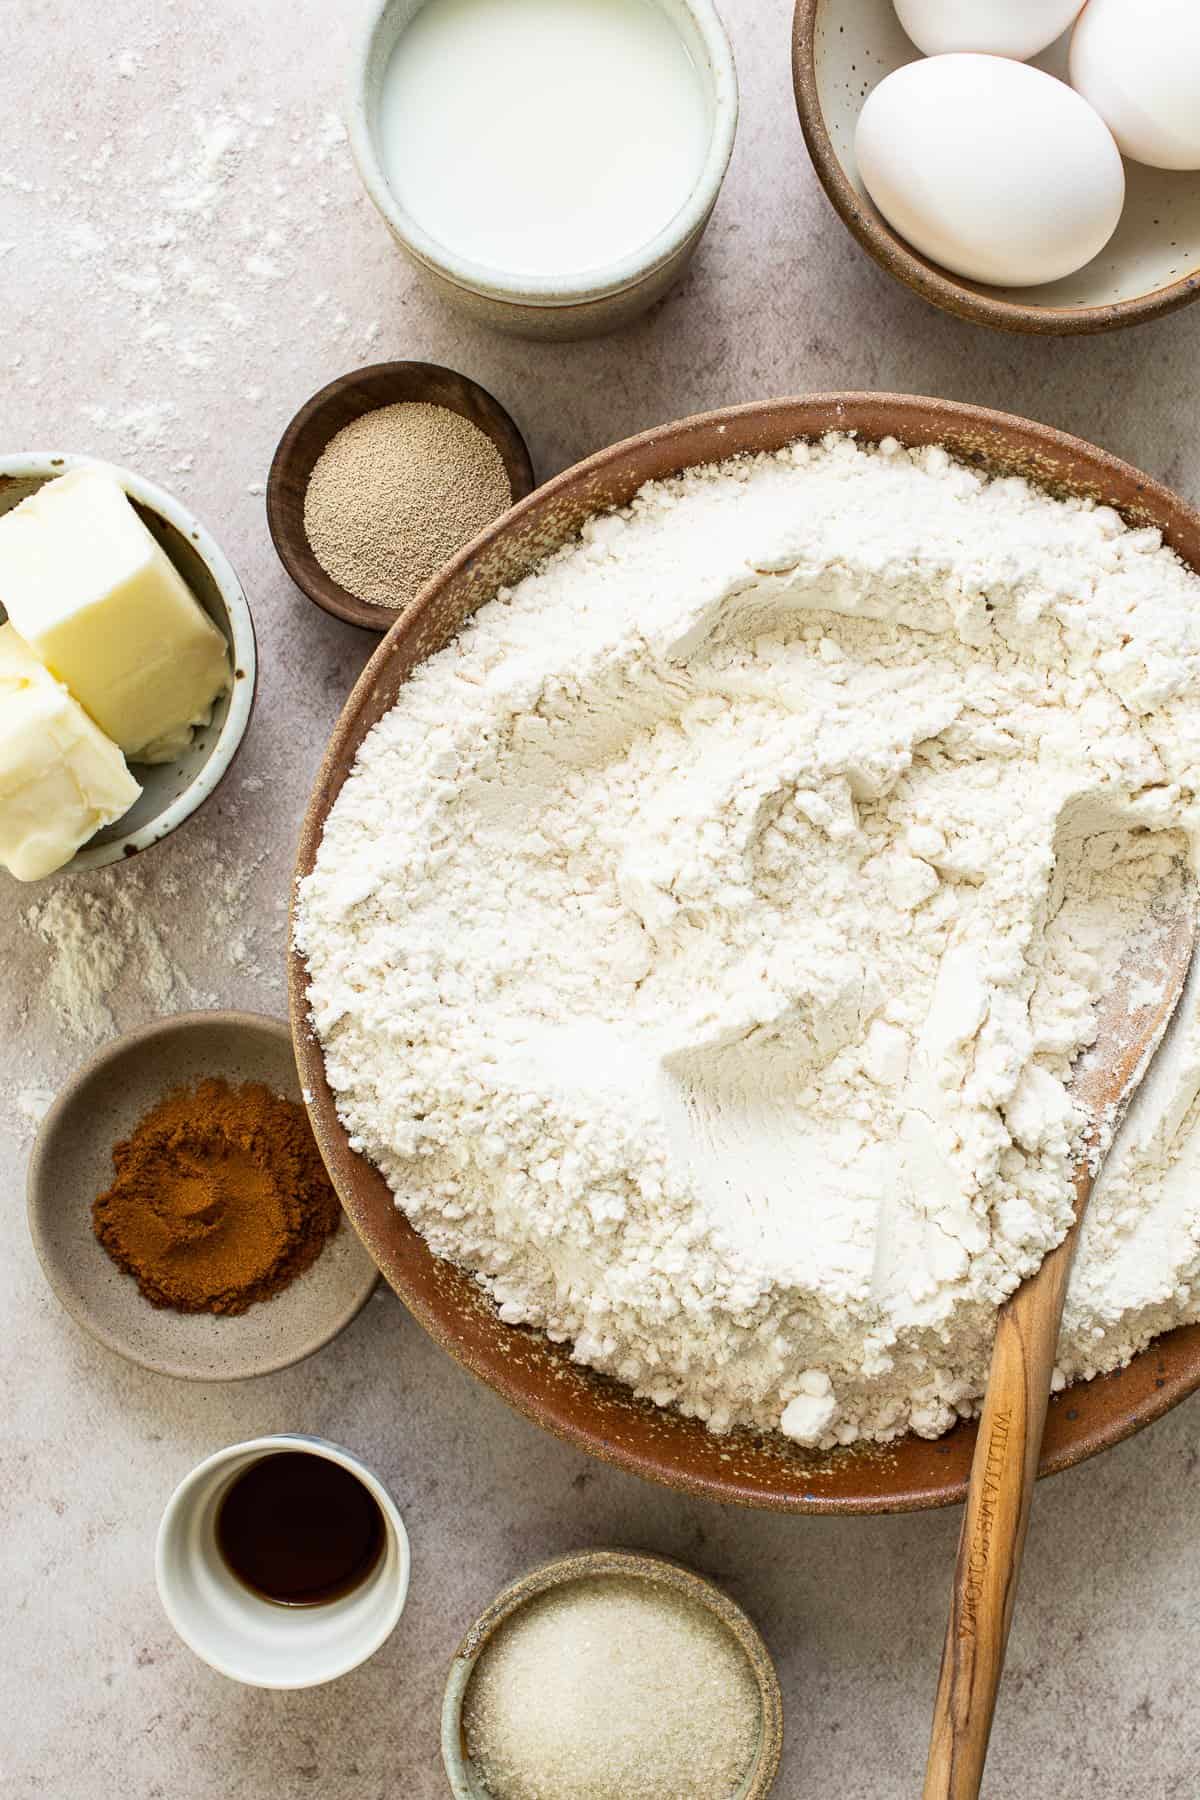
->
<box><xmin>92</xmin><ymin>1078</ymin><xmax>340</xmax><ymax>1314</ymax></box>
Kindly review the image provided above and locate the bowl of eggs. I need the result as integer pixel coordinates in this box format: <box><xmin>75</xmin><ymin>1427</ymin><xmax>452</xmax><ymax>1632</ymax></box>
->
<box><xmin>792</xmin><ymin>0</ymin><xmax>1200</xmax><ymax>333</ymax></box>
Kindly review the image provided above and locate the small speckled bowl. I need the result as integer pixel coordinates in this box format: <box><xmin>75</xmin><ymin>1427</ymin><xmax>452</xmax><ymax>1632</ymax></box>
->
<box><xmin>792</xmin><ymin>0</ymin><xmax>1200</xmax><ymax>334</ymax></box>
<box><xmin>348</xmin><ymin>0</ymin><xmax>739</xmax><ymax>340</ymax></box>
<box><xmin>26</xmin><ymin>1012</ymin><xmax>378</xmax><ymax>1380</ymax></box>
<box><xmin>0</xmin><ymin>453</ymin><xmax>257</xmax><ymax>876</ymax></box>
<box><xmin>441</xmin><ymin>1549</ymin><xmax>783</xmax><ymax>1799</ymax></box>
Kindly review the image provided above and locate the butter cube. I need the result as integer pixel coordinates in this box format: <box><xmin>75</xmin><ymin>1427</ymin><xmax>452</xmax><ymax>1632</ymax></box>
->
<box><xmin>0</xmin><ymin>469</ymin><xmax>230</xmax><ymax>763</ymax></box>
<box><xmin>0</xmin><ymin>624</ymin><xmax>141</xmax><ymax>881</ymax></box>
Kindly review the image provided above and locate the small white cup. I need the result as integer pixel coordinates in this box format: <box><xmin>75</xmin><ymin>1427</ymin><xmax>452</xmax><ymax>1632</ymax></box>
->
<box><xmin>156</xmin><ymin>1434</ymin><xmax>410</xmax><ymax>1688</ymax></box>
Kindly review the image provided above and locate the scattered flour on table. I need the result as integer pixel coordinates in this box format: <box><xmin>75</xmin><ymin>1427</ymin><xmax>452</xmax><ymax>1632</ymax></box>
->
<box><xmin>0</xmin><ymin>100</ymin><xmax>379</xmax><ymax>465</ymax></box>
<box><xmin>14</xmin><ymin>1086</ymin><xmax>55</xmax><ymax>1129</ymax></box>
<box><xmin>297</xmin><ymin>435</ymin><xmax>1200</xmax><ymax>1447</ymax></box>
<box><xmin>19</xmin><ymin>837</ymin><xmax>279</xmax><ymax>1045</ymax></box>
<box><xmin>23</xmin><ymin>882</ymin><xmax>189</xmax><ymax>1041</ymax></box>
<box><xmin>0</xmin><ymin>1081</ymin><xmax>57</xmax><ymax>1148</ymax></box>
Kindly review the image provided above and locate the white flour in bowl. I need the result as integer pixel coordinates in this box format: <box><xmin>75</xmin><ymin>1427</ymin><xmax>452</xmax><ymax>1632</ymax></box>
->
<box><xmin>297</xmin><ymin>435</ymin><xmax>1200</xmax><ymax>1447</ymax></box>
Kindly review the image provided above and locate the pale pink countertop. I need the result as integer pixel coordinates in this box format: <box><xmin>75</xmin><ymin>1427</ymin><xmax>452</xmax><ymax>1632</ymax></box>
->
<box><xmin>4</xmin><ymin>3</ymin><xmax>1199</xmax><ymax>1796</ymax></box>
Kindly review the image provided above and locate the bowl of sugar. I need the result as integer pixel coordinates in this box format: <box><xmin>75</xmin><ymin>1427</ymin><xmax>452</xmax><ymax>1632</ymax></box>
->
<box><xmin>442</xmin><ymin>1550</ymin><xmax>783</xmax><ymax>1800</ymax></box>
<box><xmin>348</xmin><ymin>0</ymin><xmax>739</xmax><ymax>339</ymax></box>
<box><xmin>0</xmin><ymin>453</ymin><xmax>256</xmax><ymax>880</ymax></box>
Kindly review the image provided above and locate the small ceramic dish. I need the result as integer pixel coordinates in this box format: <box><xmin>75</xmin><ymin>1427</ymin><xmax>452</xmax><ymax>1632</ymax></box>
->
<box><xmin>442</xmin><ymin>1549</ymin><xmax>783</xmax><ymax>1799</ymax></box>
<box><xmin>26</xmin><ymin>1012</ymin><xmax>377</xmax><ymax>1380</ymax></box>
<box><xmin>792</xmin><ymin>0</ymin><xmax>1200</xmax><ymax>334</ymax></box>
<box><xmin>0</xmin><ymin>454</ymin><xmax>256</xmax><ymax>875</ymax></box>
<box><xmin>347</xmin><ymin>0</ymin><xmax>739</xmax><ymax>340</ymax></box>
<box><xmin>266</xmin><ymin>361</ymin><xmax>536</xmax><ymax>632</ymax></box>
<box><xmin>157</xmin><ymin>1433</ymin><xmax>410</xmax><ymax>1687</ymax></box>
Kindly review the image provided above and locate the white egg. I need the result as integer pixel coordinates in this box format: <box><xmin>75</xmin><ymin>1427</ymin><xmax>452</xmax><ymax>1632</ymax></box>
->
<box><xmin>855</xmin><ymin>55</ymin><xmax>1125</xmax><ymax>288</ymax></box>
<box><xmin>894</xmin><ymin>0</ymin><xmax>1084</xmax><ymax>61</ymax></box>
<box><xmin>1070</xmin><ymin>0</ymin><xmax>1200</xmax><ymax>170</ymax></box>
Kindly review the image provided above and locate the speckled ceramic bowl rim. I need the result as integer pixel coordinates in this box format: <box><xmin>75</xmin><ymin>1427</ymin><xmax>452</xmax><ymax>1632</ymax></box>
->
<box><xmin>790</xmin><ymin>0</ymin><xmax>1200</xmax><ymax>336</ymax></box>
<box><xmin>347</xmin><ymin>0</ymin><xmax>739</xmax><ymax>308</ymax></box>
<box><xmin>441</xmin><ymin>1550</ymin><xmax>783</xmax><ymax>1800</ymax></box>
<box><xmin>26</xmin><ymin>1011</ymin><xmax>377</xmax><ymax>1380</ymax></box>
<box><xmin>0</xmin><ymin>452</ymin><xmax>257</xmax><ymax>873</ymax></box>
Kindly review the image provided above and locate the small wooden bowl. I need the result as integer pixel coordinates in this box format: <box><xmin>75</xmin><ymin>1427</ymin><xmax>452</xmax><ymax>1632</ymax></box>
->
<box><xmin>441</xmin><ymin>1550</ymin><xmax>783</xmax><ymax>1800</ymax></box>
<box><xmin>792</xmin><ymin>0</ymin><xmax>1200</xmax><ymax>335</ymax></box>
<box><xmin>266</xmin><ymin>362</ymin><xmax>535</xmax><ymax>632</ymax></box>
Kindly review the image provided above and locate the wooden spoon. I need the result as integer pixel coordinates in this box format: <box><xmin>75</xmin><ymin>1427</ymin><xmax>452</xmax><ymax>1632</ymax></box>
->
<box><xmin>923</xmin><ymin>864</ymin><xmax>1197</xmax><ymax>1800</ymax></box>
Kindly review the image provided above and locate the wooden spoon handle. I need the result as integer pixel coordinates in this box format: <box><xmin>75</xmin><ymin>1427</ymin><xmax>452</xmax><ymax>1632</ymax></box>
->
<box><xmin>922</xmin><ymin>1184</ymin><xmax>1088</xmax><ymax>1800</ymax></box>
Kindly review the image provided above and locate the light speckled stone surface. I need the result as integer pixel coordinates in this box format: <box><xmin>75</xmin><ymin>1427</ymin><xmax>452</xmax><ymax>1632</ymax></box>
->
<box><xmin>3</xmin><ymin>4</ymin><xmax>1199</xmax><ymax>1796</ymax></box>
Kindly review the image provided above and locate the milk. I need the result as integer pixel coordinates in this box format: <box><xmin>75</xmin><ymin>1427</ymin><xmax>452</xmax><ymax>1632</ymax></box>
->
<box><xmin>377</xmin><ymin>0</ymin><xmax>710</xmax><ymax>279</ymax></box>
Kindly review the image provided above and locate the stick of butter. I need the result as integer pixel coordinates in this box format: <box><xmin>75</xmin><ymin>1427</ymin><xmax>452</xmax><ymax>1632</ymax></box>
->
<box><xmin>0</xmin><ymin>624</ymin><xmax>141</xmax><ymax>881</ymax></box>
<box><xmin>0</xmin><ymin>469</ymin><xmax>230</xmax><ymax>764</ymax></box>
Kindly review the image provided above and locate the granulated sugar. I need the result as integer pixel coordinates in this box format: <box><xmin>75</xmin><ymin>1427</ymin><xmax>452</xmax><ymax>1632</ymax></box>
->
<box><xmin>304</xmin><ymin>402</ymin><xmax>512</xmax><ymax>609</ymax></box>
<box><xmin>299</xmin><ymin>434</ymin><xmax>1200</xmax><ymax>1447</ymax></box>
<box><xmin>462</xmin><ymin>1577</ymin><xmax>761</xmax><ymax>1800</ymax></box>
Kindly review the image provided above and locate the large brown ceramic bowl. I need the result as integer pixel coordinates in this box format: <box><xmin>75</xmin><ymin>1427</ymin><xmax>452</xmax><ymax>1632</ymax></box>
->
<box><xmin>291</xmin><ymin>393</ymin><xmax>1200</xmax><ymax>1513</ymax></box>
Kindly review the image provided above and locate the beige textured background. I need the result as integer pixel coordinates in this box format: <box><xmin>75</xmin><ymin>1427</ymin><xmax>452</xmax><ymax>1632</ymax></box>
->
<box><xmin>3</xmin><ymin>3</ymin><xmax>1200</xmax><ymax>1796</ymax></box>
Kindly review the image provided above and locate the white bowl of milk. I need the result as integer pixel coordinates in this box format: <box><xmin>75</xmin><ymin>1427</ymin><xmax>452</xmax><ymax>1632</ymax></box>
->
<box><xmin>349</xmin><ymin>0</ymin><xmax>738</xmax><ymax>339</ymax></box>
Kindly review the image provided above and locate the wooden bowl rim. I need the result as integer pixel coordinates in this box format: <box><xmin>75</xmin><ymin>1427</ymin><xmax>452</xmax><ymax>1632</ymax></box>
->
<box><xmin>790</xmin><ymin>0</ymin><xmax>1200</xmax><ymax>338</ymax></box>
<box><xmin>266</xmin><ymin>360</ymin><xmax>536</xmax><ymax>633</ymax></box>
<box><xmin>290</xmin><ymin>391</ymin><xmax>1200</xmax><ymax>1512</ymax></box>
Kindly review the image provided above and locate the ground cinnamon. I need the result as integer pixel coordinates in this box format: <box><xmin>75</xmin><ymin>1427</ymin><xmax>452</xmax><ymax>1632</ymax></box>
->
<box><xmin>92</xmin><ymin>1078</ymin><xmax>340</xmax><ymax>1314</ymax></box>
